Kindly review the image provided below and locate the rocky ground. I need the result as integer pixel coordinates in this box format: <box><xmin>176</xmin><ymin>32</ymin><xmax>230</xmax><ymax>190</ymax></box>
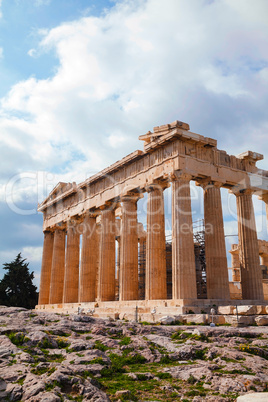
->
<box><xmin>0</xmin><ymin>307</ymin><xmax>267</xmax><ymax>401</ymax></box>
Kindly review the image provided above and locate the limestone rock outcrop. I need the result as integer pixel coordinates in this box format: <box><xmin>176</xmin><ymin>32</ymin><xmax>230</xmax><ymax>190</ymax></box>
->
<box><xmin>0</xmin><ymin>306</ymin><xmax>267</xmax><ymax>401</ymax></box>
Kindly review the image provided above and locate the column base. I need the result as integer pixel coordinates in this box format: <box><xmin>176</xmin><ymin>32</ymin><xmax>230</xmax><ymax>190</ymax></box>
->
<box><xmin>36</xmin><ymin>298</ymin><xmax>268</xmax><ymax>325</ymax></box>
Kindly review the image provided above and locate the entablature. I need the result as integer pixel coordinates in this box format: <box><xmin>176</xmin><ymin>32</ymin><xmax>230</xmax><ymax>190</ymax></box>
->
<box><xmin>38</xmin><ymin>121</ymin><xmax>268</xmax><ymax>230</ymax></box>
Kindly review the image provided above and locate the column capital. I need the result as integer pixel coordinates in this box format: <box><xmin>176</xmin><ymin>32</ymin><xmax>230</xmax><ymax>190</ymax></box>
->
<box><xmin>231</xmin><ymin>187</ymin><xmax>254</xmax><ymax>197</ymax></box>
<box><xmin>196</xmin><ymin>178</ymin><xmax>224</xmax><ymax>190</ymax></box>
<box><xmin>54</xmin><ymin>222</ymin><xmax>67</xmax><ymax>231</ymax></box>
<box><xmin>43</xmin><ymin>228</ymin><xmax>53</xmax><ymax>234</ymax></box>
<box><xmin>82</xmin><ymin>209</ymin><xmax>98</xmax><ymax>219</ymax></box>
<box><xmin>121</xmin><ymin>192</ymin><xmax>143</xmax><ymax>204</ymax></box>
<box><xmin>67</xmin><ymin>216</ymin><xmax>82</xmax><ymax>228</ymax></box>
<box><xmin>170</xmin><ymin>170</ymin><xmax>192</xmax><ymax>183</ymax></box>
<box><xmin>99</xmin><ymin>200</ymin><xmax>120</xmax><ymax>211</ymax></box>
<box><xmin>145</xmin><ymin>179</ymin><xmax>169</xmax><ymax>193</ymax></box>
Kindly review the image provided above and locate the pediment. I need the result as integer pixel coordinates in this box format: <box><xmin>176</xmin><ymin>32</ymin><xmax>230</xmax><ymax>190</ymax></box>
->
<box><xmin>38</xmin><ymin>182</ymin><xmax>76</xmax><ymax>209</ymax></box>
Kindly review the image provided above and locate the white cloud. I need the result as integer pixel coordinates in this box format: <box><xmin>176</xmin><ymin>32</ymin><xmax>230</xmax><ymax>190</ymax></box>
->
<box><xmin>28</xmin><ymin>48</ymin><xmax>37</xmax><ymax>58</ymax></box>
<box><xmin>0</xmin><ymin>0</ymin><xmax>268</xmax><ymax>283</ymax></box>
<box><xmin>22</xmin><ymin>246</ymin><xmax>43</xmax><ymax>263</ymax></box>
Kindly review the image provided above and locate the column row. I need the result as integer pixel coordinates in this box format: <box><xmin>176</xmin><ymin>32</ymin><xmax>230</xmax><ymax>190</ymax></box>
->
<box><xmin>39</xmin><ymin>173</ymin><xmax>265</xmax><ymax>305</ymax></box>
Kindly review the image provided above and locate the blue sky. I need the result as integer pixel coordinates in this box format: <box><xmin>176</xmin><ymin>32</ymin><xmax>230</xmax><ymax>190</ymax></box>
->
<box><xmin>0</xmin><ymin>0</ymin><xmax>268</xmax><ymax>288</ymax></box>
<box><xmin>0</xmin><ymin>0</ymin><xmax>114</xmax><ymax>94</ymax></box>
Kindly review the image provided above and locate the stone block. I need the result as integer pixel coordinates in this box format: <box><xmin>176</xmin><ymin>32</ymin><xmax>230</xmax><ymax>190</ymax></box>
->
<box><xmin>159</xmin><ymin>316</ymin><xmax>175</xmax><ymax>325</ymax></box>
<box><xmin>212</xmin><ymin>315</ymin><xmax>226</xmax><ymax>325</ymax></box>
<box><xmin>218</xmin><ymin>306</ymin><xmax>235</xmax><ymax>315</ymax></box>
<box><xmin>237</xmin><ymin>305</ymin><xmax>254</xmax><ymax>315</ymax></box>
<box><xmin>237</xmin><ymin>305</ymin><xmax>264</xmax><ymax>315</ymax></box>
<box><xmin>237</xmin><ymin>393</ymin><xmax>268</xmax><ymax>401</ymax></box>
<box><xmin>183</xmin><ymin>314</ymin><xmax>208</xmax><ymax>324</ymax></box>
<box><xmin>255</xmin><ymin>315</ymin><xmax>268</xmax><ymax>326</ymax></box>
<box><xmin>238</xmin><ymin>315</ymin><xmax>255</xmax><ymax>325</ymax></box>
<box><xmin>225</xmin><ymin>315</ymin><xmax>255</xmax><ymax>325</ymax></box>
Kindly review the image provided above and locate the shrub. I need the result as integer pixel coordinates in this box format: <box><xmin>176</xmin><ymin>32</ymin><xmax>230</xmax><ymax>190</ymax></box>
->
<box><xmin>7</xmin><ymin>332</ymin><xmax>25</xmax><ymax>346</ymax></box>
<box><xmin>136</xmin><ymin>373</ymin><xmax>147</xmax><ymax>381</ymax></box>
<box><xmin>195</xmin><ymin>349</ymin><xmax>207</xmax><ymax>360</ymax></box>
<box><xmin>39</xmin><ymin>337</ymin><xmax>54</xmax><ymax>349</ymax></box>
<box><xmin>57</xmin><ymin>338</ymin><xmax>70</xmax><ymax>349</ymax></box>
<box><xmin>160</xmin><ymin>355</ymin><xmax>174</xmax><ymax>364</ymax></box>
<box><xmin>187</xmin><ymin>374</ymin><xmax>197</xmax><ymax>384</ymax></box>
<box><xmin>157</xmin><ymin>372</ymin><xmax>172</xmax><ymax>379</ymax></box>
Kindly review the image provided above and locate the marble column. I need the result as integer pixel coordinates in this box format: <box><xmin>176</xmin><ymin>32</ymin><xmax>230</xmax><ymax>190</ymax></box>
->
<box><xmin>203</xmin><ymin>182</ymin><xmax>230</xmax><ymax>299</ymax></box>
<box><xmin>49</xmin><ymin>226</ymin><xmax>66</xmax><ymax>304</ymax></box>
<box><xmin>119</xmin><ymin>195</ymin><xmax>139</xmax><ymax>301</ymax></box>
<box><xmin>230</xmin><ymin>246</ymin><xmax>241</xmax><ymax>281</ymax></box>
<box><xmin>138</xmin><ymin>237</ymin><xmax>146</xmax><ymax>300</ymax></box>
<box><xmin>146</xmin><ymin>182</ymin><xmax>167</xmax><ymax>300</ymax></box>
<box><xmin>236</xmin><ymin>189</ymin><xmax>264</xmax><ymax>300</ymax></box>
<box><xmin>63</xmin><ymin>220</ymin><xmax>80</xmax><ymax>303</ymax></box>
<box><xmin>172</xmin><ymin>173</ymin><xmax>197</xmax><ymax>300</ymax></box>
<box><xmin>97</xmin><ymin>207</ymin><xmax>116</xmax><ymax>301</ymax></box>
<box><xmin>94</xmin><ymin>223</ymin><xmax>101</xmax><ymax>299</ymax></box>
<box><xmin>259</xmin><ymin>193</ymin><xmax>268</xmax><ymax>231</ymax></box>
<box><xmin>79</xmin><ymin>214</ymin><xmax>98</xmax><ymax>302</ymax></box>
<box><xmin>38</xmin><ymin>230</ymin><xmax>54</xmax><ymax>305</ymax></box>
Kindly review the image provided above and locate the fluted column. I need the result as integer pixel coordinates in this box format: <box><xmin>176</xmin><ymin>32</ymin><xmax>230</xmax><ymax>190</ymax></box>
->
<box><xmin>95</xmin><ymin>223</ymin><xmax>101</xmax><ymax>298</ymax></box>
<box><xmin>38</xmin><ymin>230</ymin><xmax>54</xmax><ymax>305</ymax></box>
<box><xmin>63</xmin><ymin>220</ymin><xmax>80</xmax><ymax>303</ymax></box>
<box><xmin>115</xmin><ymin>238</ymin><xmax>120</xmax><ymax>301</ymax></box>
<box><xmin>236</xmin><ymin>189</ymin><xmax>264</xmax><ymax>300</ymax></box>
<box><xmin>138</xmin><ymin>237</ymin><xmax>146</xmax><ymax>300</ymax></box>
<box><xmin>203</xmin><ymin>182</ymin><xmax>230</xmax><ymax>299</ymax></box>
<box><xmin>49</xmin><ymin>226</ymin><xmax>66</xmax><ymax>304</ymax></box>
<box><xmin>97</xmin><ymin>207</ymin><xmax>116</xmax><ymax>301</ymax></box>
<box><xmin>229</xmin><ymin>245</ymin><xmax>241</xmax><ymax>281</ymax></box>
<box><xmin>119</xmin><ymin>195</ymin><xmax>139</xmax><ymax>301</ymax></box>
<box><xmin>79</xmin><ymin>214</ymin><xmax>98</xmax><ymax>302</ymax></box>
<box><xmin>146</xmin><ymin>182</ymin><xmax>167</xmax><ymax>300</ymax></box>
<box><xmin>259</xmin><ymin>193</ymin><xmax>268</xmax><ymax>231</ymax></box>
<box><xmin>172</xmin><ymin>173</ymin><xmax>197</xmax><ymax>299</ymax></box>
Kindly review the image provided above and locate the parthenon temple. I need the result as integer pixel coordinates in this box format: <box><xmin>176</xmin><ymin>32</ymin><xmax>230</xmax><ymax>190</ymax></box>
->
<box><xmin>36</xmin><ymin>120</ymin><xmax>268</xmax><ymax>319</ymax></box>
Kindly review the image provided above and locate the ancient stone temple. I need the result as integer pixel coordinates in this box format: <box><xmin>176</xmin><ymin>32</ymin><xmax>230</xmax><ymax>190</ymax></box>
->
<box><xmin>36</xmin><ymin>120</ymin><xmax>268</xmax><ymax>319</ymax></box>
<box><xmin>229</xmin><ymin>240</ymin><xmax>268</xmax><ymax>300</ymax></box>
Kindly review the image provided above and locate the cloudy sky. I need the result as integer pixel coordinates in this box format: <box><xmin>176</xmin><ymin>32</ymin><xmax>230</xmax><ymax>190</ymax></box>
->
<box><xmin>0</xmin><ymin>0</ymin><xmax>267</xmax><ymax>288</ymax></box>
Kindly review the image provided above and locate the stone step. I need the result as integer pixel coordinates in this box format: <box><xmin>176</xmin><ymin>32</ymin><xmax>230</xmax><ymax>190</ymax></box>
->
<box><xmin>237</xmin><ymin>393</ymin><xmax>268</xmax><ymax>401</ymax></box>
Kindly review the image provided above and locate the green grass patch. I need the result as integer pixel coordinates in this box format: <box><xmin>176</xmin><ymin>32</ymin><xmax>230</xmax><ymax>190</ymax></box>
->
<box><xmin>57</xmin><ymin>338</ymin><xmax>70</xmax><ymax>349</ymax></box>
<box><xmin>72</xmin><ymin>329</ymin><xmax>92</xmax><ymax>334</ymax></box>
<box><xmin>159</xmin><ymin>355</ymin><xmax>174</xmax><ymax>364</ymax></box>
<box><xmin>31</xmin><ymin>366</ymin><xmax>56</xmax><ymax>376</ymax></box>
<box><xmin>16</xmin><ymin>378</ymin><xmax>25</xmax><ymax>385</ymax></box>
<box><xmin>101</xmin><ymin>352</ymin><xmax>147</xmax><ymax>378</ymax></box>
<box><xmin>239</xmin><ymin>344</ymin><xmax>268</xmax><ymax>360</ymax></box>
<box><xmin>38</xmin><ymin>338</ymin><xmax>54</xmax><ymax>349</ymax></box>
<box><xmin>7</xmin><ymin>332</ymin><xmax>25</xmax><ymax>346</ymax></box>
<box><xmin>45</xmin><ymin>380</ymin><xmax>61</xmax><ymax>391</ymax></box>
<box><xmin>171</xmin><ymin>330</ymin><xmax>210</xmax><ymax>343</ymax></box>
<box><xmin>157</xmin><ymin>372</ymin><xmax>172</xmax><ymax>379</ymax></box>
<box><xmin>119</xmin><ymin>336</ymin><xmax>131</xmax><ymax>346</ymax></box>
<box><xmin>94</xmin><ymin>340</ymin><xmax>109</xmax><ymax>352</ymax></box>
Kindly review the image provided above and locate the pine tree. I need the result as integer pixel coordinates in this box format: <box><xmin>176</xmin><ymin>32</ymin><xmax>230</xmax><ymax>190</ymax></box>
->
<box><xmin>0</xmin><ymin>253</ymin><xmax>38</xmax><ymax>309</ymax></box>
